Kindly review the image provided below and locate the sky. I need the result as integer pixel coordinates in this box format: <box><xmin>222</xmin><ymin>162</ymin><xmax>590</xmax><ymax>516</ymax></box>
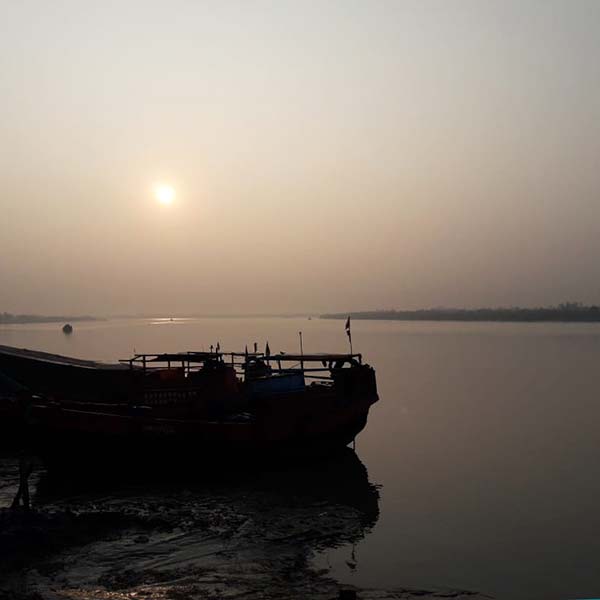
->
<box><xmin>1</xmin><ymin>0</ymin><xmax>599</xmax><ymax>315</ymax></box>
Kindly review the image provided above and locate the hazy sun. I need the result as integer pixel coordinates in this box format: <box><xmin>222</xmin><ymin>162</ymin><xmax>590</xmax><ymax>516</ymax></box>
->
<box><xmin>155</xmin><ymin>184</ymin><xmax>175</xmax><ymax>206</ymax></box>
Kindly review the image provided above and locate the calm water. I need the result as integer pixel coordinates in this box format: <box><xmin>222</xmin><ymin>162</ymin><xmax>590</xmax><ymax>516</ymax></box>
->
<box><xmin>2</xmin><ymin>317</ymin><xmax>600</xmax><ymax>600</ymax></box>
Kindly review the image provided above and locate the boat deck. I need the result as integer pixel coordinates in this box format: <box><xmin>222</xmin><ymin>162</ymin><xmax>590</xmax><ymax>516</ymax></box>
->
<box><xmin>0</xmin><ymin>345</ymin><xmax>128</xmax><ymax>370</ymax></box>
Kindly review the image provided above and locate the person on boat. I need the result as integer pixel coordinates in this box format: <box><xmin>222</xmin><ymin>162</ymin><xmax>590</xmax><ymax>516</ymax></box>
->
<box><xmin>244</xmin><ymin>357</ymin><xmax>272</xmax><ymax>380</ymax></box>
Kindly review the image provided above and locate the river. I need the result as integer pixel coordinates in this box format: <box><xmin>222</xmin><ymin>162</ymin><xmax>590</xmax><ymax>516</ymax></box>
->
<box><xmin>2</xmin><ymin>317</ymin><xmax>600</xmax><ymax>599</ymax></box>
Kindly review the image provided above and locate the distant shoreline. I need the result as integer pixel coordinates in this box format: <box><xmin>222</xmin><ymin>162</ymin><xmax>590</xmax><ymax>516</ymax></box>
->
<box><xmin>0</xmin><ymin>314</ymin><xmax>100</xmax><ymax>325</ymax></box>
<box><xmin>321</xmin><ymin>305</ymin><xmax>600</xmax><ymax>323</ymax></box>
<box><xmin>4</xmin><ymin>308</ymin><xmax>600</xmax><ymax>324</ymax></box>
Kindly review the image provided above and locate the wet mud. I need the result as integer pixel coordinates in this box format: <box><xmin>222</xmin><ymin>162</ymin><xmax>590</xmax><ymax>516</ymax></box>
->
<box><xmin>0</xmin><ymin>451</ymin><xmax>490</xmax><ymax>600</ymax></box>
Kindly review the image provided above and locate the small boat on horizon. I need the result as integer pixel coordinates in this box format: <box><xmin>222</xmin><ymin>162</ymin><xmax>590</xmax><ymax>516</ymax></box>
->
<box><xmin>0</xmin><ymin>344</ymin><xmax>378</xmax><ymax>470</ymax></box>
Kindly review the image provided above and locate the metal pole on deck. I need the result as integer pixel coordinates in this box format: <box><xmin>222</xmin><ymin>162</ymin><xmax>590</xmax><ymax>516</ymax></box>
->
<box><xmin>345</xmin><ymin>317</ymin><xmax>353</xmax><ymax>356</ymax></box>
<box><xmin>299</xmin><ymin>331</ymin><xmax>304</xmax><ymax>373</ymax></box>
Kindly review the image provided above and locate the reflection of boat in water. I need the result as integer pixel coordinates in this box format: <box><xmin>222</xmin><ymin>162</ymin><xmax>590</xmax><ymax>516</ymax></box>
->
<box><xmin>33</xmin><ymin>446</ymin><xmax>379</xmax><ymax>555</ymax></box>
<box><xmin>0</xmin><ymin>345</ymin><xmax>378</xmax><ymax>469</ymax></box>
<box><xmin>254</xmin><ymin>446</ymin><xmax>380</xmax><ymax>532</ymax></box>
<box><xmin>3</xmin><ymin>448</ymin><xmax>380</xmax><ymax>599</ymax></box>
<box><xmin>35</xmin><ymin>446</ymin><xmax>379</xmax><ymax>531</ymax></box>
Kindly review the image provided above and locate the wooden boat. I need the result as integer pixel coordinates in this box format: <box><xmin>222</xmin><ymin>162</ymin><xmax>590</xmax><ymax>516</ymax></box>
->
<box><xmin>0</xmin><ymin>344</ymin><xmax>378</xmax><ymax>469</ymax></box>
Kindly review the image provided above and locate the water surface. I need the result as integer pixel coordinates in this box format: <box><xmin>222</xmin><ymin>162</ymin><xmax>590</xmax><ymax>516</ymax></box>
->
<box><xmin>2</xmin><ymin>317</ymin><xmax>600</xmax><ymax>599</ymax></box>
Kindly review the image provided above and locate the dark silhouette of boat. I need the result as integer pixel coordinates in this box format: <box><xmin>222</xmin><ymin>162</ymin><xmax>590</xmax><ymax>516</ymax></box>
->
<box><xmin>62</xmin><ymin>324</ymin><xmax>73</xmax><ymax>334</ymax></box>
<box><xmin>0</xmin><ymin>345</ymin><xmax>378</xmax><ymax>469</ymax></box>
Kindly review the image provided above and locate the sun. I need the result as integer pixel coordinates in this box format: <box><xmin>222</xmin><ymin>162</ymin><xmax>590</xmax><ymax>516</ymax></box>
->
<box><xmin>154</xmin><ymin>184</ymin><xmax>175</xmax><ymax>206</ymax></box>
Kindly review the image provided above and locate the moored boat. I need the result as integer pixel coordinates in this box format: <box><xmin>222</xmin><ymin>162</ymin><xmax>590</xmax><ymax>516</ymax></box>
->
<box><xmin>0</xmin><ymin>344</ymin><xmax>378</xmax><ymax>469</ymax></box>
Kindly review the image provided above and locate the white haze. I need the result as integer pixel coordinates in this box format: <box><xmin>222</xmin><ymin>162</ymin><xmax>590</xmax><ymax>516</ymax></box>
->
<box><xmin>1</xmin><ymin>0</ymin><xmax>599</xmax><ymax>315</ymax></box>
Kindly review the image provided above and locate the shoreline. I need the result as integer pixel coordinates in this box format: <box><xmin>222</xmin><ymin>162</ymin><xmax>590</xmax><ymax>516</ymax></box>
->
<box><xmin>321</xmin><ymin>310</ymin><xmax>600</xmax><ymax>323</ymax></box>
<box><xmin>0</xmin><ymin>506</ymin><xmax>489</xmax><ymax>600</ymax></box>
<box><xmin>0</xmin><ymin>453</ymin><xmax>491</xmax><ymax>600</ymax></box>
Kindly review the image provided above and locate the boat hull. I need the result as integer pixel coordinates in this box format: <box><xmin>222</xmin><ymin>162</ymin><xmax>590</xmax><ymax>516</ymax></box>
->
<box><xmin>30</xmin><ymin>404</ymin><xmax>371</xmax><ymax>472</ymax></box>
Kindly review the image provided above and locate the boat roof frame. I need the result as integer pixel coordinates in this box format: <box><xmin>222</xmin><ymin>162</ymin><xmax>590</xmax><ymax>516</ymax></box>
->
<box><xmin>121</xmin><ymin>351</ymin><xmax>362</xmax><ymax>366</ymax></box>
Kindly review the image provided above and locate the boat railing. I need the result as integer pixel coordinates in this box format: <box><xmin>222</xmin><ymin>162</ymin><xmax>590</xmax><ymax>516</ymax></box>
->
<box><xmin>120</xmin><ymin>351</ymin><xmax>363</xmax><ymax>382</ymax></box>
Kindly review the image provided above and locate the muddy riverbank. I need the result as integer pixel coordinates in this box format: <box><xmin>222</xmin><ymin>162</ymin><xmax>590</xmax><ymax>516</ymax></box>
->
<box><xmin>0</xmin><ymin>451</ymin><xmax>489</xmax><ymax>600</ymax></box>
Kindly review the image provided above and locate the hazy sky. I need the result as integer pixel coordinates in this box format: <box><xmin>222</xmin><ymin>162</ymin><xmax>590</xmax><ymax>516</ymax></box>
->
<box><xmin>1</xmin><ymin>0</ymin><xmax>599</xmax><ymax>315</ymax></box>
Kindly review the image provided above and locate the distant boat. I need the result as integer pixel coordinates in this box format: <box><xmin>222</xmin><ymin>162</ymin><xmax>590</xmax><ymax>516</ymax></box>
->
<box><xmin>62</xmin><ymin>324</ymin><xmax>73</xmax><ymax>334</ymax></box>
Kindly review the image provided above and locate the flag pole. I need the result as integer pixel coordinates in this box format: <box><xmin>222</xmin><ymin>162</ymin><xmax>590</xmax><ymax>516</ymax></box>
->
<box><xmin>299</xmin><ymin>331</ymin><xmax>304</xmax><ymax>374</ymax></box>
<box><xmin>345</xmin><ymin>316</ymin><xmax>353</xmax><ymax>356</ymax></box>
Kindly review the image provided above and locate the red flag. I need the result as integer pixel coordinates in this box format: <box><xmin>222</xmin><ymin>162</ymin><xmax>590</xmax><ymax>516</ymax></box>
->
<box><xmin>345</xmin><ymin>317</ymin><xmax>351</xmax><ymax>339</ymax></box>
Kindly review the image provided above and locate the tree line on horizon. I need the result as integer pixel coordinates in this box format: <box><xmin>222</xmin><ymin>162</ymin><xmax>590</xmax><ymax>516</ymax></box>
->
<box><xmin>321</xmin><ymin>303</ymin><xmax>600</xmax><ymax>322</ymax></box>
<box><xmin>0</xmin><ymin>312</ymin><xmax>97</xmax><ymax>325</ymax></box>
